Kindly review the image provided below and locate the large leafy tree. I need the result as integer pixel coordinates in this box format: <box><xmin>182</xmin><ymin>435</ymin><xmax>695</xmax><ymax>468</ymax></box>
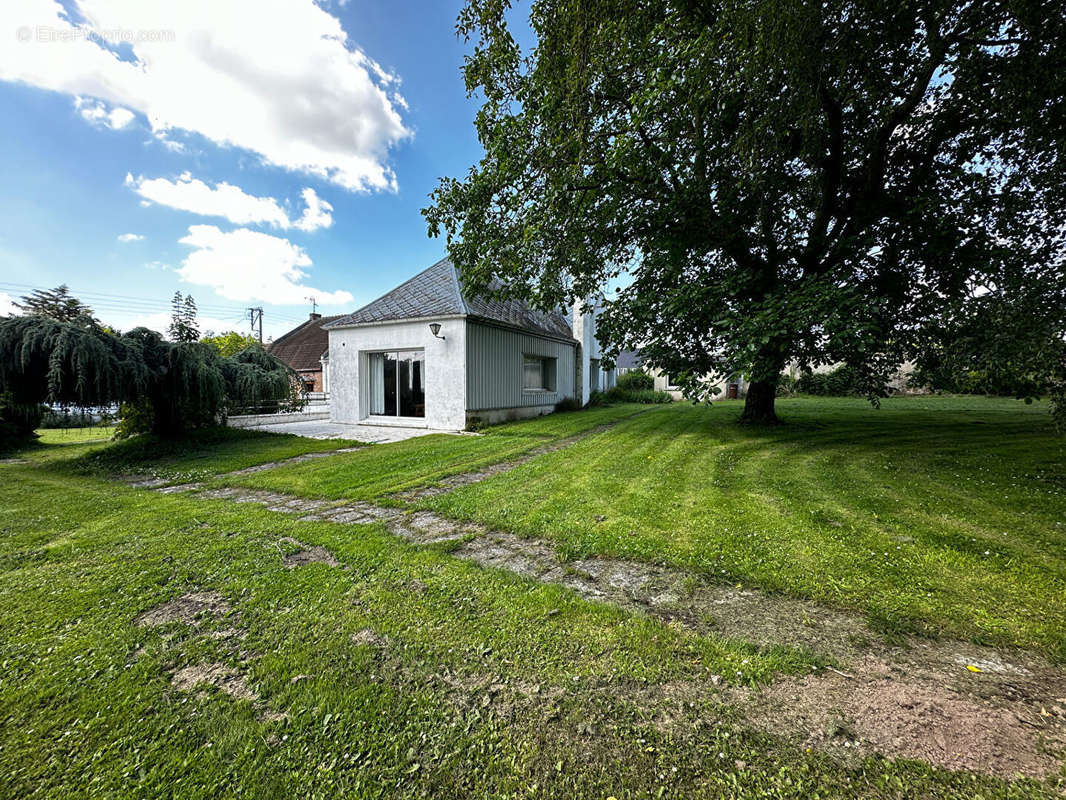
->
<box><xmin>425</xmin><ymin>0</ymin><xmax>1066</xmax><ymax>422</ymax></box>
<box><xmin>0</xmin><ymin>315</ymin><xmax>294</xmax><ymax>441</ymax></box>
<box><xmin>201</xmin><ymin>330</ymin><xmax>259</xmax><ymax>357</ymax></box>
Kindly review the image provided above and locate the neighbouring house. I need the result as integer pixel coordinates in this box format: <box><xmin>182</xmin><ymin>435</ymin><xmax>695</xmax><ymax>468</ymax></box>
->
<box><xmin>615</xmin><ymin>350</ymin><xmax>644</xmax><ymax>375</ymax></box>
<box><xmin>613</xmin><ymin>348</ymin><xmax>747</xmax><ymax>399</ymax></box>
<box><xmin>647</xmin><ymin>367</ymin><xmax>747</xmax><ymax>400</ymax></box>
<box><xmin>323</xmin><ymin>257</ymin><xmax>616</xmax><ymax>430</ymax></box>
<box><xmin>268</xmin><ymin>313</ymin><xmax>342</xmax><ymax>394</ymax></box>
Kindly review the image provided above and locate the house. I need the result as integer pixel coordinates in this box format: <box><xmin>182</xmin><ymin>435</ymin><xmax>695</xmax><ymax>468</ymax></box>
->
<box><xmin>649</xmin><ymin>367</ymin><xmax>747</xmax><ymax>400</ymax></box>
<box><xmin>613</xmin><ymin>348</ymin><xmax>747</xmax><ymax>399</ymax></box>
<box><xmin>615</xmin><ymin>350</ymin><xmax>644</xmax><ymax>375</ymax></box>
<box><xmin>323</xmin><ymin>257</ymin><xmax>616</xmax><ymax>430</ymax></box>
<box><xmin>267</xmin><ymin>313</ymin><xmax>342</xmax><ymax>393</ymax></box>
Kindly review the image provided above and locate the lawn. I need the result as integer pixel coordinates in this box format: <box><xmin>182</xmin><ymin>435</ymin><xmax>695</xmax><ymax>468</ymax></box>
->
<box><xmin>422</xmin><ymin>396</ymin><xmax>1066</xmax><ymax>659</ymax></box>
<box><xmin>37</xmin><ymin>426</ymin><xmax>364</xmax><ymax>482</ymax></box>
<box><xmin>219</xmin><ymin>403</ymin><xmax>652</xmax><ymax>501</ymax></box>
<box><xmin>2</xmin><ymin>397</ymin><xmax>1064</xmax><ymax>797</ymax></box>
<box><xmin>2</xmin><ymin>456</ymin><xmax>1057</xmax><ymax>798</ymax></box>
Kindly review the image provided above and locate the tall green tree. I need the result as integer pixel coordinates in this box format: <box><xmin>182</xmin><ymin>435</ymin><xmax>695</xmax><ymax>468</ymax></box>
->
<box><xmin>14</xmin><ymin>285</ymin><xmax>96</xmax><ymax>325</ymax></box>
<box><xmin>425</xmin><ymin>0</ymin><xmax>1066</xmax><ymax>422</ymax></box>
<box><xmin>168</xmin><ymin>291</ymin><xmax>200</xmax><ymax>343</ymax></box>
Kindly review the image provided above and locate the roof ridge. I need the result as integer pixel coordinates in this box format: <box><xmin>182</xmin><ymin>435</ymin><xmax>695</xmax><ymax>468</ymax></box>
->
<box><xmin>269</xmin><ymin>316</ymin><xmax>315</xmax><ymax>347</ymax></box>
<box><xmin>327</xmin><ymin>256</ymin><xmax>458</xmax><ymax>329</ymax></box>
<box><xmin>445</xmin><ymin>258</ymin><xmax>470</xmax><ymax>315</ymax></box>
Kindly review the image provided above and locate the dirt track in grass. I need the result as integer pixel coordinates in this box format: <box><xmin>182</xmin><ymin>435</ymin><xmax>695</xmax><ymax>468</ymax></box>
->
<box><xmin>139</xmin><ymin>478</ymin><xmax>1066</xmax><ymax>778</ymax></box>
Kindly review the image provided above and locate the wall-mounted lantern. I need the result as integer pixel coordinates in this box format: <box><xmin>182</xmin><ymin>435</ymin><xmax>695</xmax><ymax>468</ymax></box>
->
<box><xmin>429</xmin><ymin>322</ymin><xmax>445</xmax><ymax>340</ymax></box>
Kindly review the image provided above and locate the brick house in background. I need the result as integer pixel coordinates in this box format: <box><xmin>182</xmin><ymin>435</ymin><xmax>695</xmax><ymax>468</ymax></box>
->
<box><xmin>268</xmin><ymin>313</ymin><xmax>342</xmax><ymax>393</ymax></box>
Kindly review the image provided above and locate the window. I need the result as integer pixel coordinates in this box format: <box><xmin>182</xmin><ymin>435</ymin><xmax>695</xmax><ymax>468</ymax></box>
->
<box><xmin>368</xmin><ymin>350</ymin><xmax>425</xmax><ymax>417</ymax></box>
<box><xmin>522</xmin><ymin>355</ymin><xmax>556</xmax><ymax>392</ymax></box>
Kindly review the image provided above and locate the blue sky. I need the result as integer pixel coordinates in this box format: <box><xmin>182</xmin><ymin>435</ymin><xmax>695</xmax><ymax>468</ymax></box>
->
<box><xmin>0</xmin><ymin>1</ymin><xmax>524</xmax><ymax>339</ymax></box>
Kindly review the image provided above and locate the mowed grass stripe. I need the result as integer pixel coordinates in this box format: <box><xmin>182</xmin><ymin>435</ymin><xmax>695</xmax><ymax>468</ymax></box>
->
<box><xmin>217</xmin><ymin>403</ymin><xmax>657</xmax><ymax>501</ymax></box>
<box><xmin>425</xmin><ymin>397</ymin><xmax>1066</xmax><ymax>658</ymax></box>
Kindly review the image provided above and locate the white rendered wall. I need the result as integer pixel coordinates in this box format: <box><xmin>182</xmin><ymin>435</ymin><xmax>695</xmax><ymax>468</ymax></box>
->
<box><xmin>328</xmin><ymin>318</ymin><xmax>467</xmax><ymax>431</ymax></box>
<box><xmin>572</xmin><ymin>302</ymin><xmax>603</xmax><ymax>405</ymax></box>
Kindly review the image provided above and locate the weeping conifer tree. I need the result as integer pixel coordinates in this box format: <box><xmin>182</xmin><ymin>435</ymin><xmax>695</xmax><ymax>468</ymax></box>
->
<box><xmin>0</xmin><ymin>314</ymin><xmax>296</xmax><ymax>442</ymax></box>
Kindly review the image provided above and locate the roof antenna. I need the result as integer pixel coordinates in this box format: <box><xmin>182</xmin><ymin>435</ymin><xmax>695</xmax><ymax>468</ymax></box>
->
<box><xmin>306</xmin><ymin>296</ymin><xmax>318</xmax><ymax>315</ymax></box>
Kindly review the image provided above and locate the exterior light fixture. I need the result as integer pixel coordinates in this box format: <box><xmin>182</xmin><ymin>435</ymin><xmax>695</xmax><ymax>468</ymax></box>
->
<box><xmin>429</xmin><ymin>322</ymin><xmax>445</xmax><ymax>339</ymax></box>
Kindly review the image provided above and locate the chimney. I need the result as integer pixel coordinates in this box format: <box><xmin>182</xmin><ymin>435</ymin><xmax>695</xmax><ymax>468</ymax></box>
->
<box><xmin>309</xmin><ymin>312</ymin><xmax>322</xmax><ymax>321</ymax></box>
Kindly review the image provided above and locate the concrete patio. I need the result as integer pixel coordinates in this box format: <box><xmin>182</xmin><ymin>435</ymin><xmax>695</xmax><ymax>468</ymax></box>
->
<box><xmin>236</xmin><ymin>416</ymin><xmax>459</xmax><ymax>444</ymax></box>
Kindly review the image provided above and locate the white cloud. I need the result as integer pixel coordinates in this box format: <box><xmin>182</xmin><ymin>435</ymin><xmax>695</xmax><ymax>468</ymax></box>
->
<box><xmin>127</xmin><ymin>172</ymin><xmax>288</xmax><ymax>227</ymax></box>
<box><xmin>116</xmin><ymin>232</ymin><xmax>144</xmax><ymax>242</ymax></box>
<box><xmin>75</xmin><ymin>96</ymin><xmax>135</xmax><ymax>129</ymax></box>
<box><xmin>0</xmin><ymin>292</ymin><xmax>20</xmax><ymax>316</ymax></box>
<box><xmin>177</xmin><ymin>225</ymin><xmax>353</xmax><ymax>306</ymax></box>
<box><xmin>2</xmin><ymin>0</ymin><xmax>411</xmax><ymax>191</ymax></box>
<box><xmin>293</xmin><ymin>188</ymin><xmax>333</xmax><ymax>232</ymax></box>
<box><xmin>125</xmin><ymin>173</ymin><xmax>332</xmax><ymax>231</ymax></box>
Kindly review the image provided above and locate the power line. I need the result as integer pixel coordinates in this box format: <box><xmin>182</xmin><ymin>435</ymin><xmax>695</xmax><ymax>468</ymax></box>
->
<box><xmin>0</xmin><ymin>281</ymin><xmax>311</xmax><ymax>325</ymax></box>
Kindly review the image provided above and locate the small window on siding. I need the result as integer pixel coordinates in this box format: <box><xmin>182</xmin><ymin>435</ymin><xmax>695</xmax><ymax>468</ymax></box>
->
<box><xmin>523</xmin><ymin>355</ymin><xmax>556</xmax><ymax>391</ymax></box>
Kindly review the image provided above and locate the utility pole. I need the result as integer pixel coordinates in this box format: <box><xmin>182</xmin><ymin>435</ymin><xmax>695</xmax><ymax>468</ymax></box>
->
<box><xmin>247</xmin><ymin>307</ymin><xmax>263</xmax><ymax>343</ymax></box>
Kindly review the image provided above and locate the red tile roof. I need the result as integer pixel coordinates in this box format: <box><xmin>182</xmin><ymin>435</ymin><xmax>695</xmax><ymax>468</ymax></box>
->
<box><xmin>268</xmin><ymin>314</ymin><xmax>342</xmax><ymax>372</ymax></box>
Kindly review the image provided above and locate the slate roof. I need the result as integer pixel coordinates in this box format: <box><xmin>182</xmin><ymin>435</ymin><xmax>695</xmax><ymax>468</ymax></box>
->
<box><xmin>327</xmin><ymin>258</ymin><xmax>574</xmax><ymax>341</ymax></box>
<box><xmin>268</xmin><ymin>314</ymin><xmax>342</xmax><ymax>372</ymax></box>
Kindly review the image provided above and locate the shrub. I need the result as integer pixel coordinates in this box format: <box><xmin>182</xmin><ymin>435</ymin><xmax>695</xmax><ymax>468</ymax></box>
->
<box><xmin>795</xmin><ymin>366</ymin><xmax>864</xmax><ymax>396</ymax></box>
<box><xmin>776</xmin><ymin>373</ymin><xmax>797</xmax><ymax>397</ymax></box>
<box><xmin>594</xmin><ymin>387</ymin><xmax>672</xmax><ymax>405</ymax></box>
<box><xmin>616</xmin><ymin>371</ymin><xmax>654</xmax><ymax>391</ymax></box>
<box><xmin>0</xmin><ymin>392</ymin><xmax>44</xmax><ymax>450</ymax></box>
<box><xmin>554</xmin><ymin>396</ymin><xmax>583</xmax><ymax>412</ymax></box>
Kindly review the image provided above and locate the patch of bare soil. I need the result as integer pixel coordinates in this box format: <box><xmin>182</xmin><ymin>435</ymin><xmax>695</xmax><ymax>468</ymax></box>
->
<box><xmin>277</xmin><ymin>536</ymin><xmax>339</xmax><ymax>568</ymax></box>
<box><xmin>0</xmin><ymin>458</ymin><xmax>29</xmax><ymax>465</ymax></box>
<box><xmin>135</xmin><ymin>591</ymin><xmax>231</xmax><ymax>627</ymax></box>
<box><xmin>742</xmin><ymin>654</ymin><xmax>1066</xmax><ymax>778</ymax></box>
<box><xmin>172</xmin><ymin>662</ymin><xmax>257</xmax><ymax>701</ymax></box>
<box><xmin>351</xmin><ymin>628</ymin><xmax>388</xmax><ymax>647</ymax></box>
<box><xmin>119</xmin><ymin>475</ymin><xmax>171</xmax><ymax>488</ymax></box>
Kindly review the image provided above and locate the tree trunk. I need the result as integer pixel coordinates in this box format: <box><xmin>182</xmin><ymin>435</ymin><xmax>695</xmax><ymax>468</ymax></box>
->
<box><xmin>740</xmin><ymin>378</ymin><xmax>778</xmax><ymax>424</ymax></box>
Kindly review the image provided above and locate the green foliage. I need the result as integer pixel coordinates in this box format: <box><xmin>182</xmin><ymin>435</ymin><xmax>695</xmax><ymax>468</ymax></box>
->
<box><xmin>167</xmin><ymin>291</ymin><xmax>200</xmax><ymax>343</ymax></box>
<box><xmin>0</xmin><ymin>391</ymin><xmax>44</xmax><ymax>450</ymax></box>
<box><xmin>200</xmin><ymin>330</ymin><xmax>259</xmax><ymax>357</ymax></box>
<box><xmin>425</xmin><ymin>0</ymin><xmax>1066</xmax><ymax>424</ymax></box>
<box><xmin>13</xmin><ymin>284</ymin><xmax>96</xmax><ymax>324</ymax></box>
<box><xmin>0</xmin><ymin>316</ymin><xmax>295</xmax><ymax>441</ymax></box>
<box><xmin>590</xmin><ymin>387</ymin><xmax>673</xmax><ymax>405</ymax></box>
<box><xmin>795</xmin><ymin>366</ymin><xmax>866</xmax><ymax>397</ymax></box>
<box><xmin>222</xmin><ymin>346</ymin><xmax>304</xmax><ymax>415</ymax></box>
<box><xmin>776</xmin><ymin>373</ymin><xmax>797</xmax><ymax>397</ymax></box>
<box><xmin>616</xmin><ymin>371</ymin><xmax>654</xmax><ymax>391</ymax></box>
<box><xmin>911</xmin><ymin>284</ymin><xmax>1066</xmax><ymax>428</ymax></box>
<box><xmin>553</xmin><ymin>395</ymin><xmax>583</xmax><ymax>412</ymax></box>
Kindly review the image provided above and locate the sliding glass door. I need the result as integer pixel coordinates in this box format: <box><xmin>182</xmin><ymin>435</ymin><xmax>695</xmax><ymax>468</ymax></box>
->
<box><xmin>368</xmin><ymin>350</ymin><xmax>425</xmax><ymax>418</ymax></box>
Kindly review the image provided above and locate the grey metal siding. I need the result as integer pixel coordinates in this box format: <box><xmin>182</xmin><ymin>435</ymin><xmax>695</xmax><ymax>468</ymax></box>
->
<box><xmin>466</xmin><ymin>320</ymin><xmax>576</xmax><ymax>410</ymax></box>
